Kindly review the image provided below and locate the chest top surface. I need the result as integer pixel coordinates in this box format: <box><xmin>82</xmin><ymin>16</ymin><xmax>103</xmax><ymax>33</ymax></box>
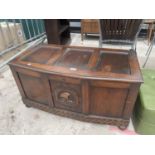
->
<box><xmin>9</xmin><ymin>44</ymin><xmax>143</xmax><ymax>83</ymax></box>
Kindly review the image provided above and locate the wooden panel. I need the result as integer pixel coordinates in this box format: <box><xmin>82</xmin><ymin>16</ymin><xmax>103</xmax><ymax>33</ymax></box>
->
<box><xmin>10</xmin><ymin>66</ymin><xmax>26</xmax><ymax>98</ymax></box>
<box><xmin>48</xmin><ymin>74</ymin><xmax>81</xmax><ymax>84</ymax></box>
<box><xmin>50</xmin><ymin>80</ymin><xmax>82</xmax><ymax>113</ymax></box>
<box><xmin>90</xmin><ymin>86</ymin><xmax>128</xmax><ymax>117</ymax></box>
<box><xmin>81</xmin><ymin>20</ymin><xmax>92</xmax><ymax>32</ymax></box>
<box><xmin>14</xmin><ymin>67</ymin><xmax>41</xmax><ymax>77</ymax></box>
<box><xmin>96</xmin><ymin>52</ymin><xmax>131</xmax><ymax>75</ymax></box>
<box><xmin>91</xmin><ymin>20</ymin><xmax>99</xmax><ymax>33</ymax></box>
<box><xmin>55</xmin><ymin>47</ymin><xmax>94</xmax><ymax>69</ymax></box>
<box><xmin>18</xmin><ymin>73</ymin><xmax>50</xmax><ymax>106</ymax></box>
<box><xmin>81</xmin><ymin>19</ymin><xmax>99</xmax><ymax>33</ymax></box>
<box><xmin>90</xmin><ymin>80</ymin><xmax>130</xmax><ymax>89</ymax></box>
<box><xmin>22</xmin><ymin>46</ymin><xmax>62</xmax><ymax>64</ymax></box>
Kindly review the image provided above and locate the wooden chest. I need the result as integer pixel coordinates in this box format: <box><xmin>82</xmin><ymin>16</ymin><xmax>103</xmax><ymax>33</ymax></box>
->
<box><xmin>9</xmin><ymin>45</ymin><xmax>143</xmax><ymax>129</ymax></box>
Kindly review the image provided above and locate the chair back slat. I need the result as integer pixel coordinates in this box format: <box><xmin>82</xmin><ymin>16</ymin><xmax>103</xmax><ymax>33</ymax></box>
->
<box><xmin>100</xmin><ymin>19</ymin><xmax>142</xmax><ymax>43</ymax></box>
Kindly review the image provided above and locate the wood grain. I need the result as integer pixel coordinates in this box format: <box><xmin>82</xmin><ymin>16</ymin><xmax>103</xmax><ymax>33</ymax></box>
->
<box><xmin>9</xmin><ymin>44</ymin><xmax>143</xmax><ymax>130</ymax></box>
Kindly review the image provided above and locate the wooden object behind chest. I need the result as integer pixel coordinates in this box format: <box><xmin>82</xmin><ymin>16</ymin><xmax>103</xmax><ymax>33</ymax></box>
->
<box><xmin>81</xmin><ymin>19</ymin><xmax>99</xmax><ymax>41</ymax></box>
<box><xmin>9</xmin><ymin>45</ymin><xmax>143</xmax><ymax>130</ymax></box>
<box><xmin>44</xmin><ymin>19</ymin><xmax>70</xmax><ymax>44</ymax></box>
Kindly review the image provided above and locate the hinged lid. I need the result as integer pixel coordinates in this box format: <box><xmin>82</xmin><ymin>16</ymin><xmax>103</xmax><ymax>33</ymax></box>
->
<box><xmin>9</xmin><ymin>44</ymin><xmax>143</xmax><ymax>83</ymax></box>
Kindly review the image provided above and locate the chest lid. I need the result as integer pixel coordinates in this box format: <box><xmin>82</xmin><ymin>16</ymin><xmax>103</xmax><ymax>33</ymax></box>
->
<box><xmin>9</xmin><ymin>44</ymin><xmax>143</xmax><ymax>83</ymax></box>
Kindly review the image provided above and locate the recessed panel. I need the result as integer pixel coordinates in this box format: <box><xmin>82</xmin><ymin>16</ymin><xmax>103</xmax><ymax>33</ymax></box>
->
<box><xmin>18</xmin><ymin>73</ymin><xmax>49</xmax><ymax>105</ymax></box>
<box><xmin>22</xmin><ymin>46</ymin><xmax>62</xmax><ymax>64</ymax></box>
<box><xmin>96</xmin><ymin>53</ymin><xmax>131</xmax><ymax>74</ymax></box>
<box><xmin>50</xmin><ymin>79</ymin><xmax>82</xmax><ymax>113</ymax></box>
<box><xmin>54</xmin><ymin>48</ymin><xmax>94</xmax><ymax>69</ymax></box>
<box><xmin>90</xmin><ymin>86</ymin><xmax>128</xmax><ymax>117</ymax></box>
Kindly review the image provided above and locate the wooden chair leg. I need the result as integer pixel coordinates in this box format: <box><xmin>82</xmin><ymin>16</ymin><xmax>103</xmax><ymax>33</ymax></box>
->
<box><xmin>81</xmin><ymin>31</ymin><xmax>84</xmax><ymax>41</ymax></box>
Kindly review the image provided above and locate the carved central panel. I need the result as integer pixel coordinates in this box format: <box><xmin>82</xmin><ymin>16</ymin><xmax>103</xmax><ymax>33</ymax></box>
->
<box><xmin>50</xmin><ymin>80</ymin><xmax>82</xmax><ymax>112</ymax></box>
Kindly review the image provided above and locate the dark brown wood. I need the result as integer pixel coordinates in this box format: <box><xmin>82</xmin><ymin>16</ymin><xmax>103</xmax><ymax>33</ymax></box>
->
<box><xmin>82</xmin><ymin>80</ymin><xmax>90</xmax><ymax>114</ymax></box>
<box><xmin>90</xmin><ymin>81</ymin><xmax>129</xmax><ymax>118</ymax></box>
<box><xmin>99</xmin><ymin>19</ymin><xmax>142</xmax><ymax>45</ymax></box>
<box><xmin>22</xmin><ymin>97</ymin><xmax>129</xmax><ymax>127</ymax></box>
<box><xmin>10</xmin><ymin>66</ymin><xmax>26</xmax><ymax>98</ymax></box>
<box><xmin>122</xmin><ymin>84</ymin><xmax>141</xmax><ymax>119</ymax></box>
<box><xmin>44</xmin><ymin>19</ymin><xmax>70</xmax><ymax>44</ymax></box>
<box><xmin>49</xmin><ymin>76</ymin><xmax>82</xmax><ymax>113</ymax></box>
<box><xmin>9</xmin><ymin>44</ymin><xmax>143</xmax><ymax>130</ymax></box>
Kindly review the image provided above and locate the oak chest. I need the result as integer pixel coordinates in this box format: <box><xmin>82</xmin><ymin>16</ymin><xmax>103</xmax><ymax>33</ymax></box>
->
<box><xmin>9</xmin><ymin>44</ymin><xmax>143</xmax><ymax>129</ymax></box>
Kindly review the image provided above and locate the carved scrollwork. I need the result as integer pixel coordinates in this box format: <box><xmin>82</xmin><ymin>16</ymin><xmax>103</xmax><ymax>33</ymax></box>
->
<box><xmin>54</xmin><ymin>87</ymin><xmax>79</xmax><ymax>106</ymax></box>
<box><xmin>50</xmin><ymin>80</ymin><xmax>82</xmax><ymax>112</ymax></box>
<box><xmin>58</xmin><ymin>91</ymin><xmax>74</xmax><ymax>103</ymax></box>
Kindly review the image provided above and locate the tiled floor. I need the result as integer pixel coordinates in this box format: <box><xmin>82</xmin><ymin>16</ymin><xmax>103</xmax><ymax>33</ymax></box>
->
<box><xmin>0</xmin><ymin>33</ymin><xmax>155</xmax><ymax>135</ymax></box>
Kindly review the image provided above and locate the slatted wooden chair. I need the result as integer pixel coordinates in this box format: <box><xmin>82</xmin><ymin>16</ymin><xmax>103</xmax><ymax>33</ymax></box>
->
<box><xmin>99</xmin><ymin>19</ymin><xmax>143</xmax><ymax>50</ymax></box>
